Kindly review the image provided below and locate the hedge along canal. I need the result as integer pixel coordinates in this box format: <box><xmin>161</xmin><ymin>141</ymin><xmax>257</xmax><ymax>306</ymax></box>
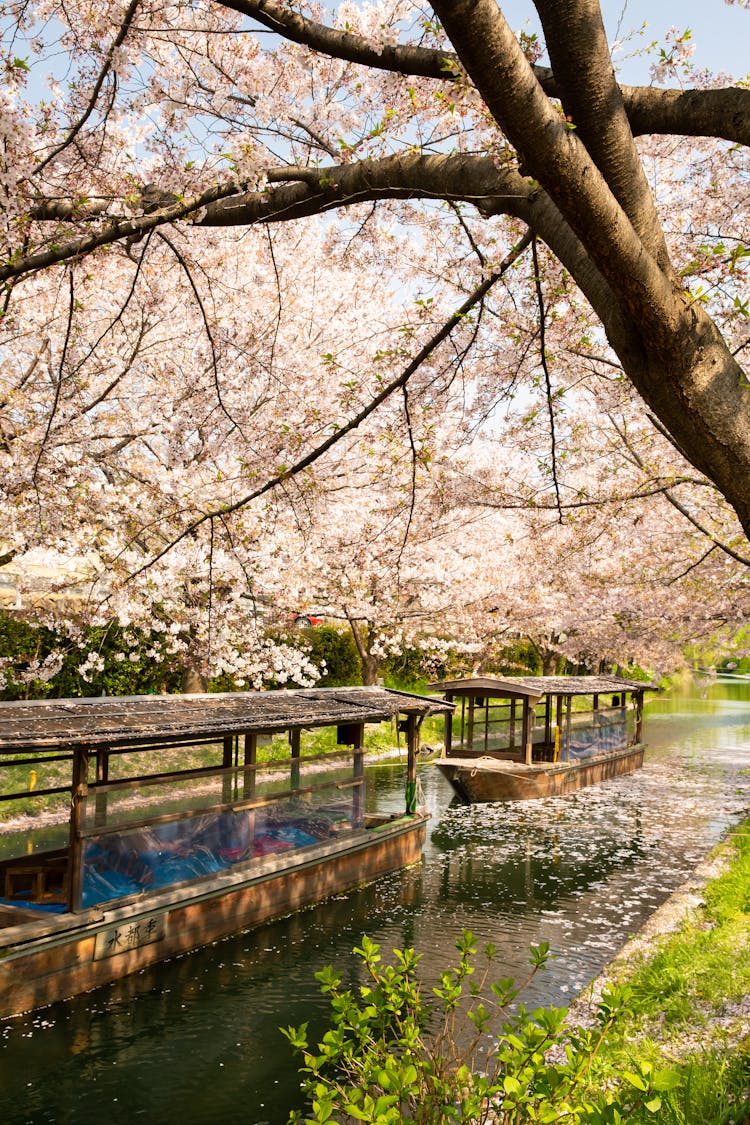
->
<box><xmin>0</xmin><ymin>678</ymin><xmax>748</xmax><ymax>1125</ymax></box>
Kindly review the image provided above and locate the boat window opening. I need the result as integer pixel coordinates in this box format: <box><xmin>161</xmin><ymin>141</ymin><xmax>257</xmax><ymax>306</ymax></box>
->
<box><xmin>460</xmin><ymin>698</ymin><xmax>525</xmax><ymax>754</ymax></box>
<box><xmin>0</xmin><ymin>737</ymin><xmax>371</xmax><ymax>915</ymax></box>
<box><xmin>453</xmin><ymin>693</ymin><xmax>635</xmax><ymax>764</ymax></box>
<box><xmin>82</xmin><ymin>749</ymin><xmax>360</xmax><ymax>833</ymax></box>
<box><xmin>81</xmin><ymin>780</ymin><xmax>359</xmax><ymax>909</ymax></box>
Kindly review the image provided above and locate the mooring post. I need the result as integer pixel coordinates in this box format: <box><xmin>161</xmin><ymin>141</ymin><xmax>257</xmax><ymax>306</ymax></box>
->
<box><xmin>405</xmin><ymin>713</ymin><xmax>419</xmax><ymax>814</ymax></box>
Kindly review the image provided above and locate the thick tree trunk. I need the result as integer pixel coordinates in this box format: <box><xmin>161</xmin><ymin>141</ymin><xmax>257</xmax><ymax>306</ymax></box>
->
<box><xmin>345</xmin><ymin>614</ymin><xmax>382</xmax><ymax>685</ymax></box>
<box><xmin>618</xmin><ymin>307</ymin><xmax>750</xmax><ymax>538</ymax></box>
<box><xmin>360</xmin><ymin>652</ymin><xmax>382</xmax><ymax>687</ymax></box>
<box><xmin>181</xmin><ymin>662</ymin><xmax>208</xmax><ymax>694</ymax></box>
<box><xmin>431</xmin><ymin>0</ymin><xmax>750</xmax><ymax>541</ymax></box>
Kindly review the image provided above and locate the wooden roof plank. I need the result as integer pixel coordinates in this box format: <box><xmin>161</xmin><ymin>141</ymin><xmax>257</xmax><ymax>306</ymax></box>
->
<box><xmin>428</xmin><ymin>674</ymin><xmax>657</xmax><ymax>698</ymax></box>
<box><xmin>0</xmin><ymin>687</ymin><xmax>451</xmax><ymax>755</ymax></box>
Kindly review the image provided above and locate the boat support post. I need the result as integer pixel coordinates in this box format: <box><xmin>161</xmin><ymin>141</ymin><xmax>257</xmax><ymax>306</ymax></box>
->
<box><xmin>443</xmin><ymin>692</ymin><xmax>453</xmax><ymax>757</ymax></box>
<box><xmin>635</xmin><ymin>691</ymin><xmax>644</xmax><ymax>743</ymax></box>
<box><xmin>68</xmin><ymin>744</ymin><xmax>90</xmax><ymax>912</ymax></box>
<box><xmin>405</xmin><ymin>713</ymin><xmax>419</xmax><ymax>814</ymax></box>
<box><xmin>522</xmin><ymin>698</ymin><xmax>532</xmax><ymax>765</ymax></box>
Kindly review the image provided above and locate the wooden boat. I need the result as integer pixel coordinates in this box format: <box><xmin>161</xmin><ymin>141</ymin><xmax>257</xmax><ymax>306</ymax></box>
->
<box><xmin>0</xmin><ymin>687</ymin><xmax>450</xmax><ymax>1018</ymax></box>
<box><xmin>429</xmin><ymin>675</ymin><xmax>654</xmax><ymax>803</ymax></box>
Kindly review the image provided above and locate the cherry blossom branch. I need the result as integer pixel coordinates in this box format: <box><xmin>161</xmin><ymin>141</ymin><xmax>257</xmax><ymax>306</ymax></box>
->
<box><xmin>156</xmin><ymin>229</ymin><xmax>245</xmax><ymax>440</ymax></box>
<box><xmin>3</xmin><ymin>180</ymin><xmax>251</xmax><ymax>283</ymax></box>
<box><xmin>531</xmin><ymin>235</ymin><xmax>562</xmax><ymax>521</ymax></box>
<box><xmin>397</xmin><ymin>384</ymin><xmax>419</xmax><ymax>573</ymax></box>
<box><xmin>667</xmin><ymin>544</ymin><xmax>719</xmax><ymax>585</ymax></box>
<box><xmin>623</xmin><ymin>85</ymin><xmax>750</xmax><ymax>147</ymax></box>
<box><xmin>32</xmin><ymin>270</ymin><xmax>75</xmax><ymax>489</ymax></box>
<box><xmin>72</xmin><ymin>230</ymin><xmax>154</xmax><ymax>399</ymax></box>
<box><xmin>33</xmin><ymin>0</ymin><xmax>142</xmax><ymax>176</ymax></box>
<box><xmin>654</xmin><ymin>489</ymin><xmax>750</xmax><ymax>567</ymax></box>
<box><xmin>448</xmin><ymin>203</ymin><xmax>487</xmax><ymax>267</ymax></box>
<box><xmin>215</xmin><ymin>0</ymin><xmax>750</xmax><ymax>145</ymax></box>
<box><xmin>215</xmin><ymin>0</ymin><xmax>462</xmax><ymax>79</ymax></box>
<box><xmin>10</xmin><ymin>154</ymin><xmax>634</xmax><ymax>353</ymax></box>
<box><xmin>608</xmin><ymin>414</ymin><xmax>750</xmax><ymax>566</ymax></box>
<box><xmin>475</xmin><ymin>481</ymin><xmax>719</xmax><ymax>510</ymax></box>
<box><xmin>645</xmin><ymin>410</ymin><xmax>706</xmax><ymax>472</ymax></box>
<box><xmin>127</xmin><ymin>229</ymin><xmax>533</xmax><ymax>576</ymax></box>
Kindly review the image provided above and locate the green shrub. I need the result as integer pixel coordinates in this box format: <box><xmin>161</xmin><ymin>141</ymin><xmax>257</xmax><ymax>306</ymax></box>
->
<box><xmin>0</xmin><ymin>612</ymin><xmax>182</xmax><ymax>699</ymax></box>
<box><xmin>283</xmin><ymin>930</ymin><xmax>675</xmax><ymax>1124</ymax></box>
<box><xmin>301</xmin><ymin>625</ymin><xmax>363</xmax><ymax>687</ymax></box>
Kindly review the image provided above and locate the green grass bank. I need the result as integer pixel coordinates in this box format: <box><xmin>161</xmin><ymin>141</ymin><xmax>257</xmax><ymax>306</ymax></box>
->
<box><xmin>575</xmin><ymin>816</ymin><xmax>750</xmax><ymax>1123</ymax></box>
<box><xmin>285</xmin><ymin>818</ymin><xmax>750</xmax><ymax>1124</ymax></box>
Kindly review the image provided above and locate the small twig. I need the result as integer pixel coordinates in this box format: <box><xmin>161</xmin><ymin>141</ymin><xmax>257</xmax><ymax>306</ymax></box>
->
<box><xmin>32</xmin><ymin>269</ymin><xmax>75</xmax><ymax>488</ymax></box>
<box><xmin>532</xmin><ymin>235</ymin><xmax>562</xmax><ymax>523</ymax></box>
<box><xmin>396</xmin><ymin>384</ymin><xmax>419</xmax><ymax>574</ymax></box>
<box><xmin>157</xmin><ymin>229</ymin><xmax>245</xmax><ymax>440</ymax></box>
<box><xmin>33</xmin><ymin>0</ymin><xmax>141</xmax><ymax>176</ymax></box>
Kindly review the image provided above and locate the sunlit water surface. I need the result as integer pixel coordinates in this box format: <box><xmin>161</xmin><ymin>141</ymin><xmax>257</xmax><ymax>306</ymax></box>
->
<box><xmin>1</xmin><ymin>680</ymin><xmax>749</xmax><ymax>1124</ymax></box>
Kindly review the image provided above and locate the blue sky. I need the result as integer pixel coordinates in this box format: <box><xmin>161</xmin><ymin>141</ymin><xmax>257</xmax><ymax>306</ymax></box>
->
<box><xmin>499</xmin><ymin>0</ymin><xmax>749</xmax><ymax>83</ymax></box>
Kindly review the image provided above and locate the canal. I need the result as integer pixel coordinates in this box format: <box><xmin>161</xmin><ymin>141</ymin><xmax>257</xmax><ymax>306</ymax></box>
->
<box><xmin>1</xmin><ymin>679</ymin><xmax>749</xmax><ymax>1124</ymax></box>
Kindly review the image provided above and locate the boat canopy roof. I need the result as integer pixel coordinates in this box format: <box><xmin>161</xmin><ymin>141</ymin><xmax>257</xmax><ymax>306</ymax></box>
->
<box><xmin>428</xmin><ymin>675</ymin><xmax>656</xmax><ymax>701</ymax></box>
<box><xmin>0</xmin><ymin>687</ymin><xmax>452</xmax><ymax>755</ymax></box>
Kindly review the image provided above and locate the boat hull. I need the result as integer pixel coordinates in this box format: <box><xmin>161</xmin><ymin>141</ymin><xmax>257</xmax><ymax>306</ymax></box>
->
<box><xmin>436</xmin><ymin>745</ymin><xmax>645</xmax><ymax>803</ymax></box>
<box><xmin>0</xmin><ymin>816</ymin><xmax>426</xmax><ymax>1019</ymax></box>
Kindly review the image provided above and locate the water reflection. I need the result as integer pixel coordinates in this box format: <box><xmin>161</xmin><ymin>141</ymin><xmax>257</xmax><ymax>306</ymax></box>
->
<box><xmin>1</xmin><ymin>680</ymin><xmax>749</xmax><ymax>1125</ymax></box>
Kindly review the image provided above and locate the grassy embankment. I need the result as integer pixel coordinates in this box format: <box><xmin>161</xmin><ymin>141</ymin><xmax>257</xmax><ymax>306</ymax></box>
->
<box><xmin>579</xmin><ymin>816</ymin><xmax>750</xmax><ymax>1123</ymax></box>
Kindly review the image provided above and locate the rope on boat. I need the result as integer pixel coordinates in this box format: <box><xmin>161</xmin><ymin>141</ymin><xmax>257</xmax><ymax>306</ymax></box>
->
<box><xmin>467</xmin><ymin>757</ymin><xmax>541</xmax><ymax>783</ymax></box>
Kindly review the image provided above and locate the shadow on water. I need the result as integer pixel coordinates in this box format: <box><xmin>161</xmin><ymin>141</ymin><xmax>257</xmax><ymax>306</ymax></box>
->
<box><xmin>1</xmin><ymin>679</ymin><xmax>749</xmax><ymax>1124</ymax></box>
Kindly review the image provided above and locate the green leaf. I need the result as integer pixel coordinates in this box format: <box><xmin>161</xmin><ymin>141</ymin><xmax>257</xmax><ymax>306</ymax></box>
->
<box><xmin>622</xmin><ymin>1071</ymin><xmax>648</xmax><ymax>1092</ymax></box>
<box><xmin>402</xmin><ymin>1064</ymin><xmax>417</xmax><ymax>1086</ymax></box>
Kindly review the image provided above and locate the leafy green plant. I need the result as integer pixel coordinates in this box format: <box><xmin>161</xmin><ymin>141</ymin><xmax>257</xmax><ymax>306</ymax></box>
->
<box><xmin>302</xmin><ymin>625</ymin><xmax>363</xmax><ymax>687</ymax></box>
<box><xmin>0</xmin><ymin>612</ymin><xmax>182</xmax><ymax>700</ymax></box>
<box><xmin>282</xmin><ymin>930</ymin><xmax>676</xmax><ymax>1124</ymax></box>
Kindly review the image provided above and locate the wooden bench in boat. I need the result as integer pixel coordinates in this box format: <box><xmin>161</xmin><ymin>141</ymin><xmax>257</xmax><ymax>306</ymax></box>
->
<box><xmin>2</xmin><ymin>853</ymin><xmax>68</xmax><ymax>904</ymax></box>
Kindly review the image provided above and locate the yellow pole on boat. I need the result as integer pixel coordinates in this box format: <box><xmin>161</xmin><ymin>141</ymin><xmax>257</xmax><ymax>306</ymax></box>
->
<box><xmin>553</xmin><ymin>727</ymin><xmax>560</xmax><ymax>762</ymax></box>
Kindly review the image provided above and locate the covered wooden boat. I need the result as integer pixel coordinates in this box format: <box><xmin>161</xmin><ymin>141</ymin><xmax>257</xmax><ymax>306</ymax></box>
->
<box><xmin>0</xmin><ymin>687</ymin><xmax>450</xmax><ymax>1018</ymax></box>
<box><xmin>429</xmin><ymin>675</ymin><xmax>654</xmax><ymax>803</ymax></box>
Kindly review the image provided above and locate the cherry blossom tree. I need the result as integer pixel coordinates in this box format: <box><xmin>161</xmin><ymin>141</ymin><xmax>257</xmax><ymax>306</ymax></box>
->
<box><xmin>1</xmin><ymin>0</ymin><xmax>750</xmax><ymax>685</ymax></box>
<box><xmin>1</xmin><ymin>0</ymin><xmax>748</xmax><ymax>528</ymax></box>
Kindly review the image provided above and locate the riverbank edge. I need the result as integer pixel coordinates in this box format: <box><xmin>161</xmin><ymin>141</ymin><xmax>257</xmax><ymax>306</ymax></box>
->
<box><xmin>567</xmin><ymin>816</ymin><xmax>750</xmax><ymax>1118</ymax></box>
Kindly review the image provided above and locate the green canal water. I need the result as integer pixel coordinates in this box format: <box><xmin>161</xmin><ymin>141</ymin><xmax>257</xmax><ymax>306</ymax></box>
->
<box><xmin>1</xmin><ymin>679</ymin><xmax>749</xmax><ymax>1124</ymax></box>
